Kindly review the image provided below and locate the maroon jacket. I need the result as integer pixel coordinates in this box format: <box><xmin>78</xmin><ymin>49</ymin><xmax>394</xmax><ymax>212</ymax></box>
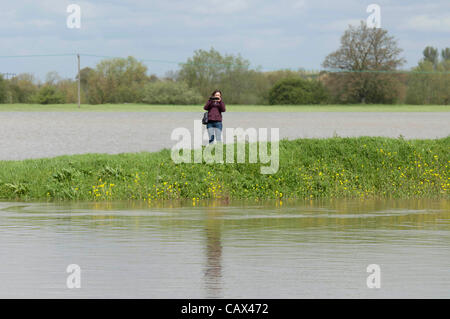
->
<box><xmin>204</xmin><ymin>100</ymin><xmax>226</xmax><ymax>122</ymax></box>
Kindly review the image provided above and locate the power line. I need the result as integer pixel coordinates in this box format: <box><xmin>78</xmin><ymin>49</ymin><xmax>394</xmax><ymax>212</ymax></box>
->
<box><xmin>0</xmin><ymin>53</ymin><xmax>449</xmax><ymax>74</ymax></box>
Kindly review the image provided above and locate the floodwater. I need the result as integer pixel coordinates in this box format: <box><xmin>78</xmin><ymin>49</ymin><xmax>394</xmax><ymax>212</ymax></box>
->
<box><xmin>0</xmin><ymin>198</ymin><xmax>448</xmax><ymax>298</ymax></box>
<box><xmin>0</xmin><ymin>112</ymin><xmax>449</xmax><ymax>160</ymax></box>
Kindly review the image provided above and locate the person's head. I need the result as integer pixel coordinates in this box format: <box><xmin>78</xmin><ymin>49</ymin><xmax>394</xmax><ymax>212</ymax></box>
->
<box><xmin>211</xmin><ymin>90</ymin><xmax>222</xmax><ymax>101</ymax></box>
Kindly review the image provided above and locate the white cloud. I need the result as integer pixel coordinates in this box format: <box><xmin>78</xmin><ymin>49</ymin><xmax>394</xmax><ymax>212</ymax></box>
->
<box><xmin>28</xmin><ymin>0</ymin><xmax>70</xmax><ymax>15</ymax></box>
<box><xmin>192</xmin><ymin>0</ymin><xmax>250</xmax><ymax>14</ymax></box>
<box><xmin>401</xmin><ymin>14</ymin><xmax>450</xmax><ymax>32</ymax></box>
<box><xmin>2</xmin><ymin>0</ymin><xmax>450</xmax><ymax>79</ymax></box>
<box><xmin>255</xmin><ymin>0</ymin><xmax>306</xmax><ymax>17</ymax></box>
<box><xmin>292</xmin><ymin>0</ymin><xmax>306</xmax><ymax>10</ymax></box>
<box><xmin>213</xmin><ymin>32</ymin><xmax>304</xmax><ymax>51</ymax></box>
<box><xmin>311</xmin><ymin>18</ymin><xmax>362</xmax><ymax>32</ymax></box>
<box><xmin>28</xmin><ymin>19</ymin><xmax>55</xmax><ymax>27</ymax></box>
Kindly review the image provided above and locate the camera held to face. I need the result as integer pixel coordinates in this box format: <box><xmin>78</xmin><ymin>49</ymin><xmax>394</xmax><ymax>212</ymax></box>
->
<box><xmin>209</xmin><ymin>96</ymin><xmax>220</xmax><ymax>101</ymax></box>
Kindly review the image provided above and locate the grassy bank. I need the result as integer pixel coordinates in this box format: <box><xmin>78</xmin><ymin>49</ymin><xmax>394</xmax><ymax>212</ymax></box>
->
<box><xmin>0</xmin><ymin>137</ymin><xmax>448</xmax><ymax>202</ymax></box>
<box><xmin>0</xmin><ymin>103</ymin><xmax>449</xmax><ymax>112</ymax></box>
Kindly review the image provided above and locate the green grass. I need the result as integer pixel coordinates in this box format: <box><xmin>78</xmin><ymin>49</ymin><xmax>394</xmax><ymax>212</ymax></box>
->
<box><xmin>0</xmin><ymin>137</ymin><xmax>448</xmax><ymax>202</ymax></box>
<box><xmin>0</xmin><ymin>103</ymin><xmax>449</xmax><ymax>112</ymax></box>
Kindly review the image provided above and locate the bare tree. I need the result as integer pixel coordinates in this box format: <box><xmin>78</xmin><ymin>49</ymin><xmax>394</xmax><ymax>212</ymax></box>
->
<box><xmin>322</xmin><ymin>21</ymin><xmax>405</xmax><ymax>103</ymax></box>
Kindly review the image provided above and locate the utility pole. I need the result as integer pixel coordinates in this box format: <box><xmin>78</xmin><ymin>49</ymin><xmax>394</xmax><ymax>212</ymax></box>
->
<box><xmin>77</xmin><ymin>54</ymin><xmax>81</xmax><ymax>108</ymax></box>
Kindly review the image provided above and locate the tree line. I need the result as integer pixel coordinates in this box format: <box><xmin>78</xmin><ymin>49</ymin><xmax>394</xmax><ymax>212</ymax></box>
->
<box><xmin>0</xmin><ymin>22</ymin><xmax>448</xmax><ymax>105</ymax></box>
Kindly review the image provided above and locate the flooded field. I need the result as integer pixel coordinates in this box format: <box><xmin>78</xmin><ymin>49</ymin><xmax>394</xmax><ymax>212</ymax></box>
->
<box><xmin>0</xmin><ymin>112</ymin><xmax>449</xmax><ymax>160</ymax></box>
<box><xmin>0</xmin><ymin>198</ymin><xmax>448</xmax><ymax>298</ymax></box>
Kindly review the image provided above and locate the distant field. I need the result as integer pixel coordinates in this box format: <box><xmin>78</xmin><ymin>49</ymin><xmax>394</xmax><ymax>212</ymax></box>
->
<box><xmin>0</xmin><ymin>104</ymin><xmax>449</xmax><ymax>112</ymax></box>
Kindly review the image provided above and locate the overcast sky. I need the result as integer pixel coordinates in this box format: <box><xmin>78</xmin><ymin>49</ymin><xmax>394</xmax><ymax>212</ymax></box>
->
<box><xmin>1</xmin><ymin>0</ymin><xmax>449</xmax><ymax>81</ymax></box>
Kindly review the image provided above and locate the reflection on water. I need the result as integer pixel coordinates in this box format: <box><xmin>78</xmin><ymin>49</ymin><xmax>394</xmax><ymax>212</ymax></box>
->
<box><xmin>204</xmin><ymin>208</ymin><xmax>223</xmax><ymax>298</ymax></box>
<box><xmin>0</xmin><ymin>198</ymin><xmax>449</xmax><ymax>298</ymax></box>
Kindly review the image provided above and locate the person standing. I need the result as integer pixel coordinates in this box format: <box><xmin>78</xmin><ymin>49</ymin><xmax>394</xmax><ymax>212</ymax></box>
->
<box><xmin>204</xmin><ymin>90</ymin><xmax>226</xmax><ymax>144</ymax></box>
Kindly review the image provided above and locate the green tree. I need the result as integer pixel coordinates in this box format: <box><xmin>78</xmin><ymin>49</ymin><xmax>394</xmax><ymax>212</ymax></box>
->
<box><xmin>7</xmin><ymin>73</ymin><xmax>38</xmax><ymax>103</ymax></box>
<box><xmin>56</xmin><ymin>79</ymin><xmax>78</xmax><ymax>103</ymax></box>
<box><xmin>178</xmin><ymin>48</ymin><xmax>259</xmax><ymax>104</ymax></box>
<box><xmin>322</xmin><ymin>21</ymin><xmax>405</xmax><ymax>103</ymax></box>
<box><xmin>268</xmin><ymin>77</ymin><xmax>327</xmax><ymax>105</ymax></box>
<box><xmin>32</xmin><ymin>86</ymin><xmax>66</xmax><ymax>104</ymax></box>
<box><xmin>423</xmin><ymin>46</ymin><xmax>439</xmax><ymax>67</ymax></box>
<box><xmin>441</xmin><ymin>48</ymin><xmax>450</xmax><ymax>61</ymax></box>
<box><xmin>246</xmin><ymin>69</ymin><xmax>321</xmax><ymax>105</ymax></box>
<box><xmin>43</xmin><ymin>71</ymin><xmax>78</xmax><ymax>103</ymax></box>
<box><xmin>406</xmin><ymin>47</ymin><xmax>450</xmax><ymax>105</ymax></box>
<box><xmin>0</xmin><ymin>75</ymin><xmax>8</xmax><ymax>103</ymax></box>
<box><xmin>142</xmin><ymin>81</ymin><xmax>203</xmax><ymax>104</ymax></box>
<box><xmin>45</xmin><ymin>71</ymin><xmax>62</xmax><ymax>85</ymax></box>
<box><xmin>86</xmin><ymin>56</ymin><xmax>149</xmax><ymax>104</ymax></box>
